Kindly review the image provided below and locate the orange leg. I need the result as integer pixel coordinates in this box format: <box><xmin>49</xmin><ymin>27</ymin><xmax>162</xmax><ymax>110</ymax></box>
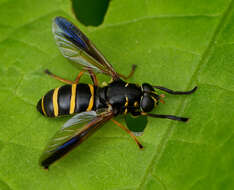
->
<box><xmin>88</xmin><ymin>70</ymin><xmax>98</xmax><ymax>86</ymax></box>
<box><xmin>44</xmin><ymin>69</ymin><xmax>74</xmax><ymax>84</ymax></box>
<box><xmin>111</xmin><ymin>118</ymin><xmax>143</xmax><ymax>149</ymax></box>
<box><xmin>74</xmin><ymin>71</ymin><xmax>85</xmax><ymax>84</ymax></box>
<box><xmin>117</xmin><ymin>64</ymin><xmax>137</xmax><ymax>80</ymax></box>
<box><xmin>44</xmin><ymin>69</ymin><xmax>98</xmax><ymax>85</ymax></box>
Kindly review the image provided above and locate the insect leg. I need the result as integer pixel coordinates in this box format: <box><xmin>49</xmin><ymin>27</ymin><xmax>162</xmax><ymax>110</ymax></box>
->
<box><xmin>153</xmin><ymin>86</ymin><xmax>197</xmax><ymax>95</ymax></box>
<box><xmin>73</xmin><ymin>70</ymin><xmax>98</xmax><ymax>85</ymax></box>
<box><xmin>44</xmin><ymin>69</ymin><xmax>74</xmax><ymax>84</ymax></box>
<box><xmin>74</xmin><ymin>70</ymin><xmax>85</xmax><ymax>83</ymax></box>
<box><xmin>88</xmin><ymin>70</ymin><xmax>99</xmax><ymax>86</ymax></box>
<box><xmin>117</xmin><ymin>64</ymin><xmax>137</xmax><ymax>80</ymax></box>
<box><xmin>45</xmin><ymin>69</ymin><xmax>98</xmax><ymax>85</ymax></box>
<box><xmin>111</xmin><ymin>118</ymin><xmax>143</xmax><ymax>149</ymax></box>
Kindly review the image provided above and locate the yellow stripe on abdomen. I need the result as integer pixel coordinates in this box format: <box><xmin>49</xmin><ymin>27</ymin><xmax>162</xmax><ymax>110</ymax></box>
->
<box><xmin>69</xmin><ymin>84</ymin><xmax>77</xmax><ymax>114</ymax></box>
<box><xmin>87</xmin><ymin>84</ymin><xmax>94</xmax><ymax>111</ymax></box>
<box><xmin>41</xmin><ymin>96</ymin><xmax>47</xmax><ymax>116</ymax></box>
<box><xmin>53</xmin><ymin>87</ymin><xmax>59</xmax><ymax>117</ymax></box>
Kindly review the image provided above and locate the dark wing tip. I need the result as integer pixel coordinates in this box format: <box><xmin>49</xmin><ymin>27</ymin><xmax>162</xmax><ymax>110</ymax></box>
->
<box><xmin>53</xmin><ymin>16</ymin><xmax>69</xmax><ymax>29</ymax></box>
<box><xmin>40</xmin><ymin>159</ymin><xmax>50</xmax><ymax>170</ymax></box>
<box><xmin>53</xmin><ymin>16</ymin><xmax>66</xmax><ymax>24</ymax></box>
<box><xmin>53</xmin><ymin>16</ymin><xmax>88</xmax><ymax>50</ymax></box>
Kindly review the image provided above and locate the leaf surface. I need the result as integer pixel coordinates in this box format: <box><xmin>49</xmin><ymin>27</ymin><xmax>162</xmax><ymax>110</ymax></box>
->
<box><xmin>0</xmin><ymin>0</ymin><xmax>233</xmax><ymax>189</ymax></box>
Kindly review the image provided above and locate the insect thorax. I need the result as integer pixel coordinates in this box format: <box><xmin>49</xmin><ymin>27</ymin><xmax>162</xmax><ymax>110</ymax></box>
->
<box><xmin>103</xmin><ymin>80</ymin><xmax>142</xmax><ymax>115</ymax></box>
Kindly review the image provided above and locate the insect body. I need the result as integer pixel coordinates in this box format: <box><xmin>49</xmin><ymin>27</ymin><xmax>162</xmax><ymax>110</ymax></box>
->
<box><xmin>37</xmin><ymin>80</ymin><xmax>155</xmax><ymax>118</ymax></box>
<box><xmin>37</xmin><ymin>17</ymin><xmax>197</xmax><ymax>169</ymax></box>
<box><xmin>37</xmin><ymin>83</ymin><xmax>96</xmax><ymax>117</ymax></box>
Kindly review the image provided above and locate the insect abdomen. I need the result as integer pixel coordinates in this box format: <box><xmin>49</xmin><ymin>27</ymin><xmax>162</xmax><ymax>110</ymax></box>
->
<box><xmin>37</xmin><ymin>83</ymin><xmax>95</xmax><ymax>117</ymax></box>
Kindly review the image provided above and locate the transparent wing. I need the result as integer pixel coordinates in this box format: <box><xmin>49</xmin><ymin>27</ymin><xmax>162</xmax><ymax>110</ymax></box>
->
<box><xmin>53</xmin><ymin>17</ymin><xmax>119</xmax><ymax>79</ymax></box>
<box><xmin>39</xmin><ymin>108</ymin><xmax>113</xmax><ymax>169</ymax></box>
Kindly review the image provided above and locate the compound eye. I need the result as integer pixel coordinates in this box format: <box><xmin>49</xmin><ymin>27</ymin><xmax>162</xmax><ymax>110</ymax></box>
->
<box><xmin>140</xmin><ymin>95</ymin><xmax>154</xmax><ymax>112</ymax></box>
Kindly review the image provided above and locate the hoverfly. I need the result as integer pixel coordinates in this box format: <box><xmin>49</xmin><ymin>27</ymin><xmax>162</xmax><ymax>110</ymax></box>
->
<box><xmin>37</xmin><ymin>17</ymin><xmax>197</xmax><ymax>169</ymax></box>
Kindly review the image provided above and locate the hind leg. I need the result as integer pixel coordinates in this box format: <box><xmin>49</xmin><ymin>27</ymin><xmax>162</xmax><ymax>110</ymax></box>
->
<box><xmin>117</xmin><ymin>64</ymin><xmax>137</xmax><ymax>80</ymax></box>
<box><xmin>44</xmin><ymin>69</ymin><xmax>92</xmax><ymax>85</ymax></box>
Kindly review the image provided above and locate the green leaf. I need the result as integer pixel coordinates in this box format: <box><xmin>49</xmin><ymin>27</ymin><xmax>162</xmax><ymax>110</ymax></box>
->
<box><xmin>0</xmin><ymin>0</ymin><xmax>233</xmax><ymax>189</ymax></box>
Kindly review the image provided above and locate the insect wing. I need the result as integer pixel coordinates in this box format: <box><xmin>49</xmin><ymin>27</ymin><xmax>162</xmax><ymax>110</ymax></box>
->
<box><xmin>53</xmin><ymin>17</ymin><xmax>118</xmax><ymax>79</ymax></box>
<box><xmin>39</xmin><ymin>109</ymin><xmax>113</xmax><ymax>169</ymax></box>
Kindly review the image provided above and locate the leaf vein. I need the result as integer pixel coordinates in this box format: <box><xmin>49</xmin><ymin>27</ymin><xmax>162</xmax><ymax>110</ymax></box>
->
<box><xmin>99</xmin><ymin>14</ymin><xmax>221</xmax><ymax>30</ymax></box>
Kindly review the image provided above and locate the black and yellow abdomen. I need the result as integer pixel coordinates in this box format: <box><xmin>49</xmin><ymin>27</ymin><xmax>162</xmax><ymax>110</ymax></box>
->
<box><xmin>37</xmin><ymin>83</ymin><xmax>95</xmax><ymax>117</ymax></box>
